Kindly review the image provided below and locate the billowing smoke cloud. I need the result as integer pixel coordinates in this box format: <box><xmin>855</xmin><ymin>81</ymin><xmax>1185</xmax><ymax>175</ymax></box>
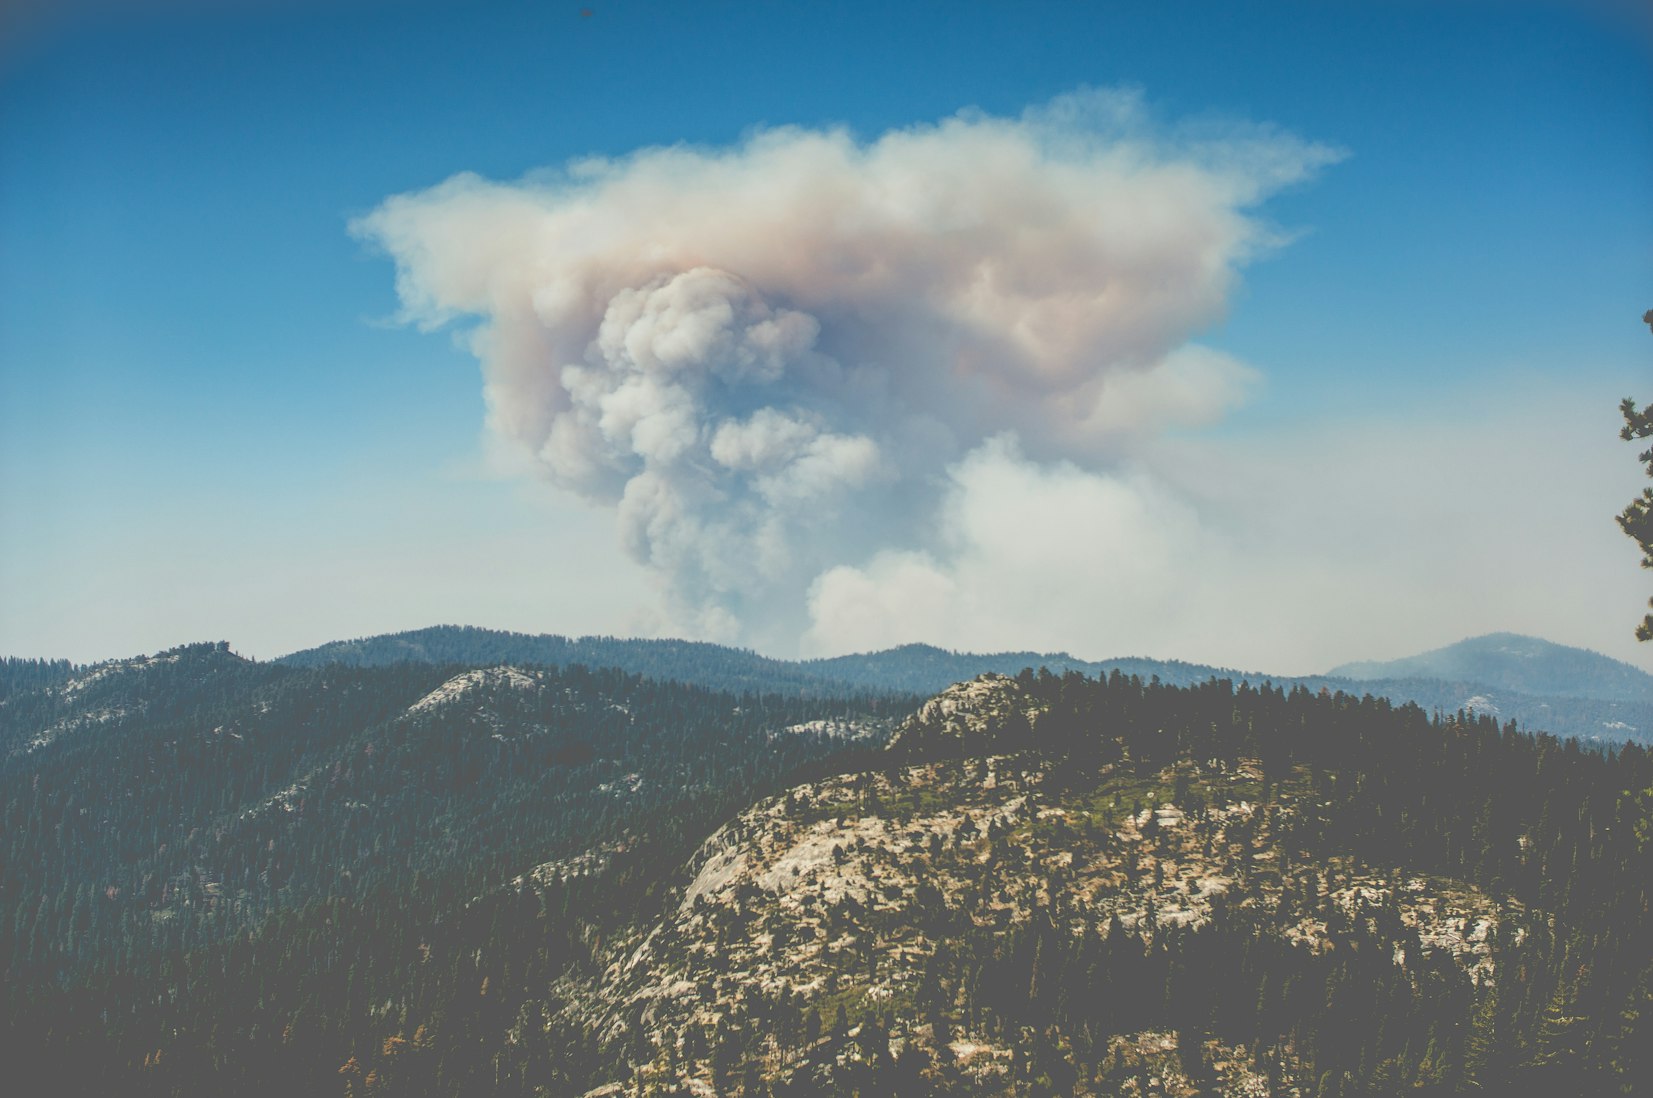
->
<box><xmin>356</xmin><ymin>89</ymin><xmax>1339</xmax><ymax>647</ymax></box>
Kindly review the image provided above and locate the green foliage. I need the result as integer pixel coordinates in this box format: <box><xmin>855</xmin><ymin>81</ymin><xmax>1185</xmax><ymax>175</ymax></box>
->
<box><xmin>1617</xmin><ymin>308</ymin><xmax>1653</xmax><ymax>640</ymax></box>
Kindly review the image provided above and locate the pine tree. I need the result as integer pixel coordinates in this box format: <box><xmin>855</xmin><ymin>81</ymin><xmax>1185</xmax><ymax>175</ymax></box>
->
<box><xmin>1617</xmin><ymin>308</ymin><xmax>1653</xmax><ymax>639</ymax></box>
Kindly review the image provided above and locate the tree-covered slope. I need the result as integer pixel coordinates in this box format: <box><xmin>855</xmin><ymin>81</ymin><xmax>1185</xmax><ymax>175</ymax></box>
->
<box><xmin>555</xmin><ymin>671</ymin><xmax>1653</xmax><ymax>1097</ymax></box>
<box><xmin>0</xmin><ymin>643</ymin><xmax>905</xmax><ymax>1096</ymax></box>
<box><xmin>4</xmin><ymin>659</ymin><xmax>1650</xmax><ymax>1096</ymax></box>
<box><xmin>0</xmin><ymin>656</ymin><xmax>79</xmax><ymax>701</ymax></box>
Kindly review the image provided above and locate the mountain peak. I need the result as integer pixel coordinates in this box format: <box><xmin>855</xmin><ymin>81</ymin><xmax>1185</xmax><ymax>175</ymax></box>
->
<box><xmin>1328</xmin><ymin>632</ymin><xmax>1653</xmax><ymax>702</ymax></box>
<box><xmin>885</xmin><ymin>672</ymin><xmax>1033</xmax><ymax>756</ymax></box>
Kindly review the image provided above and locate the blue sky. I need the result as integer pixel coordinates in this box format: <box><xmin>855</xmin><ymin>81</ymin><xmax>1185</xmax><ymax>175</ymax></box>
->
<box><xmin>2</xmin><ymin>0</ymin><xmax>1650</xmax><ymax>672</ymax></box>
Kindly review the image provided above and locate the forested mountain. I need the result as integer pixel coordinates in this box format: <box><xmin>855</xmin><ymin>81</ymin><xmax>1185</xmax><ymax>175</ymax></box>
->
<box><xmin>277</xmin><ymin>626</ymin><xmax>851</xmax><ymax>698</ymax></box>
<box><xmin>564</xmin><ymin>672</ymin><xmax>1652</xmax><ymax>1096</ymax></box>
<box><xmin>275</xmin><ymin>627</ymin><xmax>1249</xmax><ymax>697</ymax></box>
<box><xmin>3</xmin><ymin>642</ymin><xmax>1649</xmax><ymax>1096</ymax></box>
<box><xmin>1</xmin><ymin>642</ymin><xmax>904</xmax><ymax>1095</ymax></box>
<box><xmin>275</xmin><ymin>625</ymin><xmax>1653</xmax><ymax>744</ymax></box>
<box><xmin>802</xmin><ymin>645</ymin><xmax>1232</xmax><ymax>695</ymax></box>
<box><xmin>0</xmin><ymin>655</ymin><xmax>78</xmax><ymax>700</ymax></box>
<box><xmin>1329</xmin><ymin>633</ymin><xmax>1653</xmax><ymax>702</ymax></box>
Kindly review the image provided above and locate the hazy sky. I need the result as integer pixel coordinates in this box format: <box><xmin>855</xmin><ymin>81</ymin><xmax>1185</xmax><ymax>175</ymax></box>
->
<box><xmin>2</xmin><ymin>0</ymin><xmax>1650</xmax><ymax>674</ymax></box>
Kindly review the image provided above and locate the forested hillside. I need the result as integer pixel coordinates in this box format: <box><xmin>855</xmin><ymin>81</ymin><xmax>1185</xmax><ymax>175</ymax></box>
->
<box><xmin>0</xmin><ymin>655</ymin><xmax>78</xmax><ymax>700</ymax></box>
<box><xmin>4</xmin><ymin>648</ymin><xmax>1648</xmax><ymax>1096</ymax></box>
<box><xmin>0</xmin><ymin>643</ymin><xmax>904</xmax><ymax>1095</ymax></box>
<box><xmin>560</xmin><ymin>672</ymin><xmax>1651</xmax><ymax>1097</ymax></box>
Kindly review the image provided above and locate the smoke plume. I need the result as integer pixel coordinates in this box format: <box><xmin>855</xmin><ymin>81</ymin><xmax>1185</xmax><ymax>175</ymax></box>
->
<box><xmin>356</xmin><ymin>89</ymin><xmax>1338</xmax><ymax>648</ymax></box>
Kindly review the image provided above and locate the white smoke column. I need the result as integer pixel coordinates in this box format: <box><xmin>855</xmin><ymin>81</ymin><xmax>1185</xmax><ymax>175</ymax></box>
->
<box><xmin>355</xmin><ymin>89</ymin><xmax>1339</xmax><ymax>645</ymax></box>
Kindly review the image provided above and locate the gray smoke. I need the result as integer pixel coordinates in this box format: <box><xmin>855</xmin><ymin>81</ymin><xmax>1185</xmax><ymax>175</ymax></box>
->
<box><xmin>355</xmin><ymin>88</ymin><xmax>1338</xmax><ymax>646</ymax></box>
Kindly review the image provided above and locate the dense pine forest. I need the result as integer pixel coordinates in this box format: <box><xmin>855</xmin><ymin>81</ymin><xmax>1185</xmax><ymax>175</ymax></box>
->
<box><xmin>0</xmin><ymin>656</ymin><xmax>79</xmax><ymax>699</ymax></box>
<box><xmin>873</xmin><ymin>670</ymin><xmax>1653</xmax><ymax>1097</ymax></box>
<box><xmin>0</xmin><ymin>644</ymin><xmax>900</xmax><ymax>1095</ymax></box>
<box><xmin>2</xmin><ymin>648</ymin><xmax>1650</xmax><ymax>1096</ymax></box>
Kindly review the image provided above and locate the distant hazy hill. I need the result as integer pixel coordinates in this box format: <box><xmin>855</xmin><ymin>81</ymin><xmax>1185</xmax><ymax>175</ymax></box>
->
<box><xmin>1328</xmin><ymin>632</ymin><xmax>1653</xmax><ymax>703</ymax></box>
<box><xmin>276</xmin><ymin>624</ymin><xmax>845</xmax><ymax>697</ymax></box>
<box><xmin>277</xmin><ymin>626</ymin><xmax>1253</xmax><ymax>699</ymax></box>
<box><xmin>804</xmin><ymin>643</ymin><xmax>1247</xmax><ymax>693</ymax></box>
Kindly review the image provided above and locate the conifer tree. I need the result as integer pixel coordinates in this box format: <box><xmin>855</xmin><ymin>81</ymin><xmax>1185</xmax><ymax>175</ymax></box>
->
<box><xmin>1617</xmin><ymin>308</ymin><xmax>1653</xmax><ymax>639</ymax></box>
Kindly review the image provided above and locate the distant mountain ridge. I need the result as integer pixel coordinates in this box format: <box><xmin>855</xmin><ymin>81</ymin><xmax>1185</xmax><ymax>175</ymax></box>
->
<box><xmin>275</xmin><ymin>625</ymin><xmax>1653</xmax><ymax>745</ymax></box>
<box><xmin>276</xmin><ymin>625</ymin><xmax>842</xmax><ymax>697</ymax></box>
<box><xmin>276</xmin><ymin>625</ymin><xmax>1259</xmax><ymax>699</ymax></box>
<box><xmin>1329</xmin><ymin>631</ymin><xmax>1653</xmax><ymax>703</ymax></box>
<box><xmin>804</xmin><ymin>641</ymin><xmax>1251</xmax><ymax>693</ymax></box>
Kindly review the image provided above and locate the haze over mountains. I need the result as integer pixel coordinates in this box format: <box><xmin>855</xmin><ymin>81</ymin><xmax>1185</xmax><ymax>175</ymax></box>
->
<box><xmin>277</xmin><ymin>625</ymin><xmax>1653</xmax><ymax>745</ymax></box>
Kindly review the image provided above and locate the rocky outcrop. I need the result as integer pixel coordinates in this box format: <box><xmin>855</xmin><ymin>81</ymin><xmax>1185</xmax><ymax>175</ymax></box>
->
<box><xmin>885</xmin><ymin>673</ymin><xmax>1040</xmax><ymax>758</ymax></box>
<box><xmin>564</xmin><ymin>744</ymin><xmax>1517</xmax><ymax>1096</ymax></box>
